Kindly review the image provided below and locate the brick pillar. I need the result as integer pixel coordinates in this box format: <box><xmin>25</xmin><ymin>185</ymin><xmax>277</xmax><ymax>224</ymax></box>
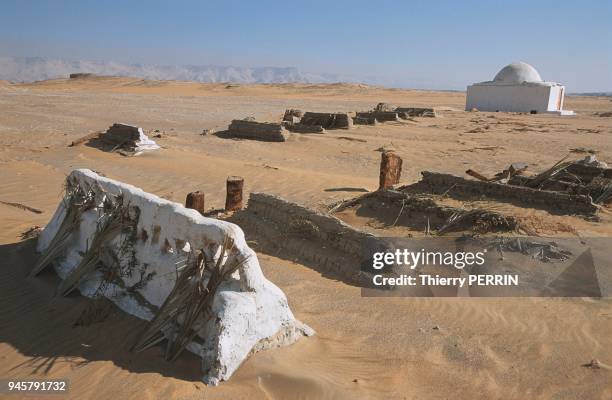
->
<box><xmin>379</xmin><ymin>151</ymin><xmax>402</xmax><ymax>190</ymax></box>
<box><xmin>185</xmin><ymin>191</ymin><xmax>206</xmax><ymax>214</ymax></box>
<box><xmin>225</xmin><ymin>176</ymin><xmax>244</xmax><ymax>211</ymax></box>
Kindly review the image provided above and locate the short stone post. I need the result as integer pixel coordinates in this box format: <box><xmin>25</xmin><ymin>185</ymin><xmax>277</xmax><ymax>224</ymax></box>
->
<box><xmin>225</xmin><ymin>176</ymin><xmax>244</xmax><ymax>211</ymax></box>
<box><xmin>185</xmin><ymin>191</ymin><xmax>206</xmax><ymax>215</ymax></box>
<box><xmin>379</xmin><ymin>151</ymin><xmax>402</xmax><ymax>190</ymax></box>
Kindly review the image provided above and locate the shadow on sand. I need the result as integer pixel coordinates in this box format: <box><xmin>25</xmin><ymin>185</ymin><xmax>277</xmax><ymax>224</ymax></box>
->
<box><xmin>0</xmin><ymin>238</ymin><xmax>201</xmax><ymax>382</ymax></box>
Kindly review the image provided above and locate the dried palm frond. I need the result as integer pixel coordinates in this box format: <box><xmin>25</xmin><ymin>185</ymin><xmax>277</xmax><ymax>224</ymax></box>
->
<box><xmin>30</xmin><ymin>181</ymin><xmax>96</xmax><ymax>276</ymax></box>
<box><xmin>132</xmin><ymin>237</ymin><xmax>250</xmax><ymax>362</ymax></box>
<box><xmin>57</xmin><ymin>196</ymin><xmax>130</xmax><ymax>296</ymax></box>
<box><xmin>594</xmin><ymin>181</ymin><xmax>612</xmax><ymax>204</ymax></box>
<box><xmin>525</xmin><ymin>156</ymin><xmax>571</xmax><ymax>189</ymax></box>
<box><xmin>437</xmin><ymin>209</ymin><xmax>518</xmax><ymax>235</ymax></box>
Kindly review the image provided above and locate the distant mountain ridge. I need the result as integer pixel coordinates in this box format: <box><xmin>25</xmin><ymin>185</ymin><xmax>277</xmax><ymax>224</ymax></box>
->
<box><xmin>0</xmin><ymin>56</ymin><xmax>347</xmax><ymax>84</ymax></box>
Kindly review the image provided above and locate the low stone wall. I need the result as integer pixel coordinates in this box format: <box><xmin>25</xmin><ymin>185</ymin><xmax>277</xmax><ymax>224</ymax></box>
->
<box><xmin>416</xmin><ymin>171</ymin><xmax>598</xmax><ymax>215</ymax></box>
<box><xmin>232</xmin><ymin>193</ymin><xmax>391</xmax><ymax>284</ymax></box>
<box><xmin>227</xmin><ymin>120</ymin><xmax>290</xmax><ymax>142</ymax></box>
<box><xmin>287</xmin><ymin>123</ymin><xmax>326</xmax><ymax>134</ymax></box>
<box><xmin>356</xmin><ymin>111</ymin><xmax>399</xmax><ymax>122</ymax></box>
<box><xmin>353</xmin><ymin>115</ymin><xmax>378</xmax><ymax>125</ymax></box>
<box><xmin>566</xmin><ymin>163</ymin><xmax>612</xmax><ymax>182</ymax></box>
<box><xmin>35</xmin><ymin>170</ymin><xmax>310</xmax><ymax>385</ymax></box>
<box><xmin>283</xmin><ymin>109</ymin><xmax>303</xmax><ymax>122</ymax></box>
<box><xmin>69</xmin><ymin>72</ymin><xmax>94</xmax><ymax>79</ymax></box>
<box><xmin>300</xmin><ymin>112</ymin><xmax>353</xmax><ymax>129</ymax></box>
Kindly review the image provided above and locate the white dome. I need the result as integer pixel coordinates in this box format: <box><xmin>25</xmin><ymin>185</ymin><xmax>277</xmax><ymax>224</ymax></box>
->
<box><xmin>493</xmin><ymin>62</ymin><xmax>542</xmax><ymax>83</ymax></box>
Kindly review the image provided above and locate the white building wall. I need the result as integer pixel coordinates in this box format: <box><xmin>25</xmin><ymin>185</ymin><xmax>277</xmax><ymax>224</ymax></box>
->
<box><xmin>545</xmin><ymin>85</ymin><xmax>565</xmax><ymax>111</ymax></box>
<box><xmin>466</xmin><ymin>84</ymin><xmax>555</xmax><ymax>113</ymax></box>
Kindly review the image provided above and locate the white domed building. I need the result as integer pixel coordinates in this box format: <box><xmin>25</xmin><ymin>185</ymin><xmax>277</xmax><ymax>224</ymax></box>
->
<box><xmin>465</xmin><ymin>62</ymin><xmax>574</xmax><ymax>115</ymax></box>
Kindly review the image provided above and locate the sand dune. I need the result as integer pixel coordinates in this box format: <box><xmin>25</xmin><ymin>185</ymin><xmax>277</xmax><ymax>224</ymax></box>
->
<box><xmin>0</xmin><ymin>78</ymin><xmax>611</xmax><ymax>399</ymax></box>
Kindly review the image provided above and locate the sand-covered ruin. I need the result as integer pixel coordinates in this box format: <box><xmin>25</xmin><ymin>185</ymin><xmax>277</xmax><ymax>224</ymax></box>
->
<box><xmin>1</xmin><ymin>76</ymin><xmax>611</xmax><ymax>399</ymax></box>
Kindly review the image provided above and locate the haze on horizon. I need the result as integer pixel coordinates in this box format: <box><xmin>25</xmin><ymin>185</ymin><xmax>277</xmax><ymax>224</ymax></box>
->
<box><xmin>1</xmin><ymin>0</ymin><xmax>610</xmax><ymax>92</ymax></box>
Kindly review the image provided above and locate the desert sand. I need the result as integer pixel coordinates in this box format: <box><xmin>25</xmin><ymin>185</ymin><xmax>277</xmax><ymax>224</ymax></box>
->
<box><xmin>1</xmin><ymin>76</ymin><xmax>611</xmax><ymax>399</ymax></box>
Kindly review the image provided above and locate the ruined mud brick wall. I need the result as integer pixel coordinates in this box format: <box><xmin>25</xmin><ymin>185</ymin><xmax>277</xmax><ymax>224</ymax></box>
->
<box><xmin>36</xmin><ymin>169</ymin><xmax>310</xmax><ymax>385</ymax></box>
<box><xmin>395</xmin><ymin>107</ymin><xmax>436</xmax><ymax>117</ymax></box>
<box><xmin>356</xmin><ymin>111</ymin><xmax>399</xmax><ymax>122</ymax></box>
<box><xmin>283</xmin><ymin>109</ymin><xmax>303</xmax><ymax>122</ymax></box>
<box><xmin>509</xmin><ymin>168</ymin><xmax>612</xmax><ymax>204</ymax></box>
<box><xmin>101</xmin><ymin>123</ymin><xmax>142</xmax><ymax>145</ymax></box>
<box><xmin>417</xmin><ymin>171</ymin><xmax>598</xmax><ymax>215</ymax></box>
<box><xmin>99</xmin><ymin>123</ymin><xmax>160</xmax><ymax>154</ymax></box>
<box><xmin>300</xmin><ymin>112</ymin><xmax>353</xmax><ymax>129</ymax></box>
<box><xmin>227</xmin><ymin>120</ymin><xmax>290</xmax><ymax>142</ymax></box>
<box><xmin>287</xmin><ymin>123</ymin><xmax>325</xmax><ymax>134</ymax></box>
<box><xmin>233</xmin><ymin>193</ymin><xmax>392</xmax><ymax>283</ymax></box>
<box><xmin>353</xmin><ymin>115</ymin><xmax>377</xmax><ymax>125</ymax></box>
<box><xmin>566</xmin><ymin>163</ymin><xmax>612</xmax><ymax>182</ymax></box>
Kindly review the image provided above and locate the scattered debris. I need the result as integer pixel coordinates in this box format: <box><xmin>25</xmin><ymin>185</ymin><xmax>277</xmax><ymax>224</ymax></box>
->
<box><xmin>332</xmin><ymin>189</ymin><xmax>519</xmax><ymax>235</ymax></box>
<box><xmin>569</xmin><ymin>147</ymin><xmax>597</xmax><ymax>154</ymax></box>
<box><xmin>465</xmin><ymin>169</ymin><xmax>492</xmax><ymax>182</ymax></box>
<box><xmin>582</xmin><ymin>359</ymin><xmax>603</xmax><ymax>369</ymax></box>
<box><xmin>375</xmin><ymin>144</ymin><xmax>397</xmax><ymax>153</ymax></box>
<box><xmin>438</xmin><ymin>209</ymin><xmax>517</xmax><ymax>235</ymax></box>
<box><xmin>335</xmin><ymin>136</ymin><xmax>367</xmax><ymax>142</ymax></box>
<box><xmin>460</xmin><ymin>146</ymin><xmax>503</xmax><ymax>152</ymax></box>
<box><xmin>0</xmin><ymin>200</ymin><xmax>43</xmax><ymax>214</ymax></box>
<box><xmin>395</xmin><ymin>107</ymin><xmax>436</xmax><ymax>118</ymax></box>
<box><xmin>474</xmin><ymin>237</ymin><xmax>572</xmax><ymax>262</ymax></box>
<box><xmin>226</xmin><ymin>120</ymin><xmax>290</xmax><ymax>142</ymax></box>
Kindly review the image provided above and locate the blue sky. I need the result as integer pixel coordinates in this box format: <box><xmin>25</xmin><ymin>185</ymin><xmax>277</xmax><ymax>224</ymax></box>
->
<box><xmin>1</xmin><ymin>0</ymin><xmax>610</xmax><ymax>91</ymax></box>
